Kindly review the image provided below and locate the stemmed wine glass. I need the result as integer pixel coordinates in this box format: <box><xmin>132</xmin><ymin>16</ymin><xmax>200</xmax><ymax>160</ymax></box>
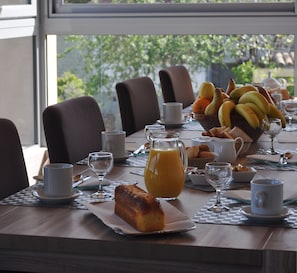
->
<box><xmin>205</xmin><ymin>162</ymin><xmax>232</xmax><ymax>213</ymax></box>
<box><xmin>281</xmin><ymin>99</ymin><xmax>297</xmax><ymax>132</ymax></box>
<box><xmin>261</xmin><ymin>118</ymin><xmax>282</xmax><ymax>155</ymax></box>
<box><xmin>88</xmin><ymin>151</ymin><xmax>113</xmax><ymax>200</ymax></box>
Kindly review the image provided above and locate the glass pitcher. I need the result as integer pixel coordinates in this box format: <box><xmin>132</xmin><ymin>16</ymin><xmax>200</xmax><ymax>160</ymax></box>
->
<box><xmin>144</xmin><ymin>131</ymin><xmax>188</xmax><ymax>200</ymax></box>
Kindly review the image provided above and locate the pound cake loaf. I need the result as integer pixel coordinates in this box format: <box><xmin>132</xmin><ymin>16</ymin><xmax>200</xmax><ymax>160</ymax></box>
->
<box><xmin>114</xmin><ymin>184</ymin><xmax>165</xmax><ymax>232</ymax></box>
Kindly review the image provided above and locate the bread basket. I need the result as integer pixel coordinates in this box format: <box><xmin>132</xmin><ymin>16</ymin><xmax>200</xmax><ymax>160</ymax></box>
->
<box><xmin>193</xmin><ymin>113</ymin><xmax>263</xmax><ymax>143</ymax></box>
<box><xmin>188</xmin><ymin>156</ymin><xmax>216</xmax><ymax>168</ymax></box>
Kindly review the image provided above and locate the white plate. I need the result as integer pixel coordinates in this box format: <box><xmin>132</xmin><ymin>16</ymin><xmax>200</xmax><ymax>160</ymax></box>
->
<box><xmin>32</xmin><ymin>189</ymin><xmax>81</xmax><ymax>204</ymax></box>
<box><xmin>85</xmin><ymin>200</ymin><xmax>196</xmax><ymax>236</ymax></box>
<box><xmin>240</xmin><ymin>206</ymin><xmax>291</xmax><ymax>223</ymax></box>
<box><xmin>76</xmin><ymin>152</ymin><xmax>132</xmax><ymax>165</ymax></box>
<box><xmin>113</xmin><ymin>152</ymin><xmax>132</xmax><ymax>163</ymax></box>
<box><xmin>246</xmin><ymin>154</ymin><xmax>297</xmax><ymax>163</ymax></box>
<box><xmin>157</xmin><ymin>119</ymin><xmax>188</xmax><ymax>128</ymax></box>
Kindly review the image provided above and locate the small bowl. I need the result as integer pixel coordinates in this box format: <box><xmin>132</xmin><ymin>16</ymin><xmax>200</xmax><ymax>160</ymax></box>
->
<box><xmin>232</xmin><ymin>166</ymin><xmax>257</xmax><ymax>182</ymax></box>
<box><xmin>187</xmin><ymin>168</ymin><xmax>208</xmax><ymax>186</ymax></box>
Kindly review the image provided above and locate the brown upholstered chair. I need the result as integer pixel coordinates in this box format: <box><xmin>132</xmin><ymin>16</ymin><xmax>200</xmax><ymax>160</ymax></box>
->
<box><xmin>159</xmin><ymin>65</ymin><xmax>196</xmax><ymax>108</ymax></box>
<box><xmin>43</xmin><ymin>96</ymin><xmax>105</xmax><ymax>164</ymax></box>
<box><xmin>0</xmin><ymin>118</ymin><xmax>29</xmax><ymax>200</ymax></box>
<box><xmin>116</xmin><ymin>76</ymin><xmax>161</xmax><ymax>136</ymax></box>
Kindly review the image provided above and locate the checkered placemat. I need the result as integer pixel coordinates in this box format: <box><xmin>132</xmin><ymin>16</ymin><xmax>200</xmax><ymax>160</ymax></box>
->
<box><xmin>0</xmin><ymin>181</ymin><xmax>130</xmax><ymax>210</ymax></box>
<box><xmin>193</xmin><ymin>196</ymin><xmax>297</xmax><ymax>228</ymax></box>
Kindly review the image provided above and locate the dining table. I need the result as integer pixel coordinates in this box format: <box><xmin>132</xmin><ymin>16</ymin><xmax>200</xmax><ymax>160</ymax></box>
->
<box><xmin>1</xmin><ymin>117</ymin><xmax>297</xmax><ymax>273</ymax></box>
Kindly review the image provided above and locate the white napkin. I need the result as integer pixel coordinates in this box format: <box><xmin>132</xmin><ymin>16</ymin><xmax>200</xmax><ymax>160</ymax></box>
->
<box><xmin>77</xmin><ymin>177</ymin><xmax>110</xmax><ymax>190</ymax></box>
<box><xmin>277</xmin><ymin>132</ymin><xmax>297</xmax><ymax>143</ymax></box>
<box><xmin>225</xmin><ymin>189</ymin><xmax>297</xmax><ymax>203</ymax></box>
<box><xmin>246</xmin><ymin>153</ymin><xmax>297</xmax><ymax>163</ymax></box>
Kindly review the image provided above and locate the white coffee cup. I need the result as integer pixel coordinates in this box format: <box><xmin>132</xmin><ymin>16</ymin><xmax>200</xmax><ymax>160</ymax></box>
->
<box><xmin>251</xmin><ymin>179</ymin><xmax>283</xmax><ymax>216</ymax></box>
<box><xmin>144</xmin><ymin>124</ymin><xmax>165</xmax><ymax>141</ymax></box>
<box><xmin>163</xmin><ymin>102</ymin><xmax>183</xmax><ymax>124</ymax></box>
<box><xmin>101</xmin><ymin>130</ymin><xmax>126</xmax><ymax>158</ymax></box>
<box><xmin>44</xmin><ymin>163</ymin><xmax>73</xmax><ymax>197</ymax></box>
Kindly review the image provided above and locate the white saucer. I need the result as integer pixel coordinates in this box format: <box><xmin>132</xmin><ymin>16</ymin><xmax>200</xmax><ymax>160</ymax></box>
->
<box><xmin>113</xmin><ymin>151</ymin><xmax>132</xmax><ymax>163</ymax></box>
<box><xmin>32</xmin><ymin>189</ymin><xmax>81</xmax><ymax>204</ymax></box>
<box><xmin>157</xmin><ymin>119</ymin><xmax>188</xmax><ymax>128</ymax></box>
<box><xmin>240</xmin><ymin>206</ymin><xmax>291</xmax><ymax>223</ymax></box>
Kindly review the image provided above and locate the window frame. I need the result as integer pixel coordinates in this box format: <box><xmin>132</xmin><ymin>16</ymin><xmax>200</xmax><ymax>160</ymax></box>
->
<box><xmin>52</xmin><ymin>1</ymin><xmax>295</xmax><ymax>17</ymax></box>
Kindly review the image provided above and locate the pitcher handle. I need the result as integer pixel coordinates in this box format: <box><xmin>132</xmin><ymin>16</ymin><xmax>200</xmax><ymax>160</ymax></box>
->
<box><xmin>178</xmin><ymin>140</ymin><xmax>188</xmax><ymax>171</ymax></box>
<box><xmin>234</xmin><ymin>137</ymin><xmax>244</xmax><ymax>157</ymax></box>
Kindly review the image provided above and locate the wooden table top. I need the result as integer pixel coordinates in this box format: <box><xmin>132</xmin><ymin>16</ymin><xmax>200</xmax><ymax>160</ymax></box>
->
<box><xmin>1</xmin><ymin>120</ymin><xmax>297</xmax><ymax>273</ymax></box>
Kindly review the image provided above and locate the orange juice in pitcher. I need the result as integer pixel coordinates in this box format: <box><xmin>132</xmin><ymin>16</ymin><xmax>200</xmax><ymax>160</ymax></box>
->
<box><xmin>144</xmin><ymin>132</ymin><xmax>188</xmax><ymax>200</ymax></box>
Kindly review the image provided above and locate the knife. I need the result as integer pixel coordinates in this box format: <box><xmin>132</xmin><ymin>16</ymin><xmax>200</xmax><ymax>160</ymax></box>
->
<box><xmin>72</xmin><ymin>175</ymin><xmax>91</xmax><ymax>188</ymax></box>
<box><xmin>133</xmin><ymin>145</ymin><xmax>145</xmax><ymax>156</ymax></box>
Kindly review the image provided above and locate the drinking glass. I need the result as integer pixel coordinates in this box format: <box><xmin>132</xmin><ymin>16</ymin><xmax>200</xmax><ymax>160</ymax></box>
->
<box><xmin>88</xmin><ymin>151</ymin><xmax>113</xmax><ymax>199</ymax></box>
<box><xmin>282</xmin><ymin>99</ymin><xmax>297</xmax><ymax>132</ymax></box>
<box><xmin>261</xmin><ymin>118</ymin><xmax>282</xmax><ymax>155</ymax></box>
<box><xmin>205</xmin><ymin>162</ymin><xmax>232</xmax><ymax>213</ymax></box>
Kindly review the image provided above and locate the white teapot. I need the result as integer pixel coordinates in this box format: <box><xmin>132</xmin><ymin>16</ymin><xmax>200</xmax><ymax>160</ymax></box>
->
<box><xmin>211</xmin><ymin>137</ymin><xmax>244</xmax><ymax>164</ymax></box>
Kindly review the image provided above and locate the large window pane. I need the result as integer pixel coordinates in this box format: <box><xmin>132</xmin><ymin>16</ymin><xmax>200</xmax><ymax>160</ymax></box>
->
<box><xmin>56</xmin><ymin>34</ymin><xmax>294</xmax><ymax>130</ymax></box>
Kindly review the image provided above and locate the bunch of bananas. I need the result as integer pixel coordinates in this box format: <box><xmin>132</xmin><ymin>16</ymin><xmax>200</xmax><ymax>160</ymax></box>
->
<box><xmin>192</xmin><ymin>79</ymin><xmax>286</xmax><ymax>130</ymax></box>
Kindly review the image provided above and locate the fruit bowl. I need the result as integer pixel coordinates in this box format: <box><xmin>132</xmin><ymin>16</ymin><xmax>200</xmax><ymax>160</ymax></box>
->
<box><xmin>193</xmin><ymin>113</ymin><xmax>263</xmax><ymax>143</ymax></box>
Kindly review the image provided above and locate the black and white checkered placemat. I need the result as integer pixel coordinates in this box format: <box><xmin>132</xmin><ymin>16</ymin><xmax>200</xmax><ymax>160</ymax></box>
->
<box><xmin>0</xmin><ymin>181</ymin><xmax>130</xmax><ymax>210</ymax></box>
<box><xmin>193</xmin><ymin>196</ymin><xmax>297</xmax><ymax>228</ymax></box>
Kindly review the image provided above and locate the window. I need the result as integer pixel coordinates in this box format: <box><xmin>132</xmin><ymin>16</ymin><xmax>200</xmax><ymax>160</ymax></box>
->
<box><xmin>43</xmin><ymin>1</ymin><xmax>296</xmax><ymax>131</ymax></box>
<box><xmin>55</xmin><ymin>33</ymin><xmax>294</xmax><ymax>130</ymax></box>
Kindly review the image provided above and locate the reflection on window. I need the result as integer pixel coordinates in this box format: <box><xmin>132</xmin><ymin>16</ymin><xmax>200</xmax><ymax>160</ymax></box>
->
<box><xmin>56</xmin><ymin>34</ymin><xmax>294</xmax><ymax>129</ymax></box>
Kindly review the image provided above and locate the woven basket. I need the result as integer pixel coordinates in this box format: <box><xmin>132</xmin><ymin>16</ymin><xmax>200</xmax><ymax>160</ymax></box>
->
<box><xmin>194</xmin><ymin>113</ymin><xmax>263</xmax><ymax>143</ymax></box>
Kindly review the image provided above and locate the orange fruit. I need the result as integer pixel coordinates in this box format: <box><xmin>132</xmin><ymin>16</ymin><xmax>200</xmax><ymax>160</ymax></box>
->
<box><xmin>192</xmin><ymin>97</ymin><xmax>211</xmax><ymax>114</ymax></box>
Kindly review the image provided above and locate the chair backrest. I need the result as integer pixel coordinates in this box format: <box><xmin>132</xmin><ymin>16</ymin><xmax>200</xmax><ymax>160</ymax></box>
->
<box><xmin>159</xmin><ymin>65</ymin><xmax>196</xmax><ymax>108</ymax></box>
<box><xmin>116</xmin><ymin>76</ymin><xmax>160</xmax><ymax>136</ymax></box>
<box><xmin>43</xmin><ymin>96</ymin><xmax>105</xmax><ymax>164</ymax></box>
<box><xmin>0</xmin><ymin>118</ymin><xmax>29</xmax><ymax>199</ymax></box>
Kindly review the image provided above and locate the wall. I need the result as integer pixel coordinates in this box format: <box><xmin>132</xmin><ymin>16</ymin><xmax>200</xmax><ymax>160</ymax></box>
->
<box><xmin>0</xmin><ymin>36</ymin><xmax>35</xmax><ymax>146</ymax></box>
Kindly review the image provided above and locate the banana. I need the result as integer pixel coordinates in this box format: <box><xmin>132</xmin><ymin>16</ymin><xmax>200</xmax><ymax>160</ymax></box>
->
<box><xmin>229</xmin><ymin>85</ymin><xmax>259</xmax><ymax>103</ymax></box>
<box><xmin>244</xmin><ymin>102</ymin><xmax>268</xmax><ymax>122</ymax></box>
<box><xmin>218</xmin><ymin>100</ymin><xmax>236</xmax><ymax>128</ymax></box>
<box><xmin>235</xmin><ymin>103</ymin><xmax>260</xmax><ymax>129</ymax></box>
<box><xmin>238</xmin><ymin>91</ymin><xmax>269</xmax><ymax>114</ymax></box>
<box><xmin>204</xmin><ymin>88</ymin><xmax>223</xmax><ymax>116</ymax></box>
<box><xmin>268</xmin><ymin>103</ymin><xmax>287</xmax><ymax>128</ymax></box>
<box><xmin>226</xmin><ymin>78</ymin><xmax>236</xmax><ymax>95</ymax></box>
